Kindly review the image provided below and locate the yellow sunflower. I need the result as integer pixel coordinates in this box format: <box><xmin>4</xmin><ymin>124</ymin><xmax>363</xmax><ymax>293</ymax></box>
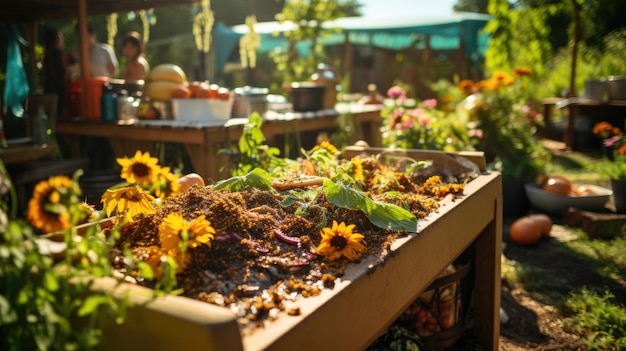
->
<box><xmin>27</xmin><ymin>175</ymin><xmax>72</xmax><ymax>233</ymax></box>
<box><xmin>312</xmin><ymin>141</ymin><xmax>339</xmax><ymax>156</ymax></box>
<box><xmin>101</xmin><ymin>185</ymin><xmax>156</xmax><ymax>218</ymax></box>
<box><xmin>347</xmin><ymin>158</ymin><xmax>365</xmax><ymax>182</ymax></box>
<box><xmin>116</xmin><ymin>150</ymin><xmax>161</xmax><ymax>185</ymax></box>
<box><xmin>136</xmin><ymin>245</ymin><xmax>166</xmax><ymax>278</ymax></box>
<box><xmin>158</xmin><ymin>213</ymin><xmax>215</xmax><ymax>255</ymax></box>
<box><xmin>153</xmin><ymin>167</ymin><xmax>181</xmax><ymax>199</ymax></box>
<box><xmin>316</xmin><ymin>220</ymin><xmax>365</xmax><ymax>261</ymax></box>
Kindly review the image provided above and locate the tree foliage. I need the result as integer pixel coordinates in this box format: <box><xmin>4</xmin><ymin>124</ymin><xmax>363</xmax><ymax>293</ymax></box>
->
<box><xmin>481</xmin><ymin>0</ymin><xmax>626</xmax><ymax>98</ymax></box>
<box><xmin>270</xmin><ymin>0</ymin><xmax>358</xmax><ymax>87</ymax></box>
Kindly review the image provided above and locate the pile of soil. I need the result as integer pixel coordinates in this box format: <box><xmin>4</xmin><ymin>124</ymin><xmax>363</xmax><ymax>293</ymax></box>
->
<box><xmin>108</xmin><ymin>154</ymin><xmax>470</xmax><ymax>332</ymax></box>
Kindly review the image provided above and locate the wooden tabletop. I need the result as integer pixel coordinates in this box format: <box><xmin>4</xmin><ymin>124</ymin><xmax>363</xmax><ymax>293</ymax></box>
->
<box><xmin>0</xmin><ymin>143</ymin><xmax>56</xmax><ymax>165</ymax></box>
<box><xmin>56</xmin><ymin>105</ymin><xmax>383</xmax><ymax>181</ymax></box>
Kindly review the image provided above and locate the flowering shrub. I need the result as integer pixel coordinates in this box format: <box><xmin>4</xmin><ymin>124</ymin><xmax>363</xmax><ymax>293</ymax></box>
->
<box><xmin>0</xmin><ymin>164</ymin><xmax>129</xmax><ymax>350</ymax></box>
<box><xmin>593</xmin><ymin>121</ymin><xmax>626</xmax><ymax>181</ymax></box>
<box><xmin>381</xmin><ymin>85</ymin><xmax>471</xmax><ymax>152</ymax></box>
<box><xmin>455</xmin><ymin>69</ymin><xmax>550</xmax><ymax>181</ymax></box>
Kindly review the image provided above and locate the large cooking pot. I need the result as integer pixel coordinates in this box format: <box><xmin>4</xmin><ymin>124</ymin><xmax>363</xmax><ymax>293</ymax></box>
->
<box><xmin>607</xmin><ymin>76</ymin><xmax>626</xmax><ymax>101</ymax></box>
<box><xmin>231</xmin><ymin>86</ymin><xmax>269</xmax><ymax>118</ymax></box>
<box><xmin>290</xmin><ymin>82</ymin><xmax>326</xmax><ymax>112</ymax></box>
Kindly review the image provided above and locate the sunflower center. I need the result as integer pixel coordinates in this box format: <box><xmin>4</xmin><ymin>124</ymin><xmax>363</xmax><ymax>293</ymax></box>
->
<box><xmin>131</xmin><ymin>163</ymin><xmax>150</xmax><ymax>177</ymax></box>
<box><xmin>329</xmin><ymin>235</ymin><xmax>347</xmax><ymax>249</ymax></box>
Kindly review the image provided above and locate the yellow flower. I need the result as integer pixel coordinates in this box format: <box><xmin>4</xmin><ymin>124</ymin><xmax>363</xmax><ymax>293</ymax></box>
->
<box><xmin>116</xmin><ymin>150</ymin><xmax>161</xmax><ymax>185</ymax></box>
<box><xmin>346</xmin><ymin>158</ymin><xmax>364</xmax><ymax>182</ymax></box>
<box><xmin>158</xmin><ymin>213</ymin><xmax>215</xmax><ymax>255</ymax></box>
<box><xmin>153</xmin><ymin>167</ymin><xmax>181</xmax><ymax>199</ymax></box>
<box><xmin>312</xmin><ymin>141</ymin><xmax>339</xmax><ymax>156</ymax></box>
<box><xmin>316</xmin><ymin>220</ymin><xmax>365</xmax><ymax>261</ymax></box>
<box><xmin>490</xmin><ymin>71</ymin><xmax>514</xmax><ymax>89</ymax></box>
<box><xmin>101</xmin><ymin>185</ymin><xmax>155</xmax><ymax>218</ymax></box>
<box><xmin>140</xmin><ymin>245</ymin><xmax>166</xmax><ymax>278</ymax></box>
<box><xmin>27</xmin><ymin>175</ymin><xmax>72</xmax><ymax>233</ymax></box>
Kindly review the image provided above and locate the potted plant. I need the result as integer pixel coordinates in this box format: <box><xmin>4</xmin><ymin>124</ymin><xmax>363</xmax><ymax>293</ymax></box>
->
<box><xmin>0</xmin><ymin>160</ymin><xmax>130</xmax><ymax>350</ymax></box>
<box><xmin>456</xmin><ymin>69</ymin><xmax>551</xmax><ymax>216</ymax></box>
<box><xmin>380</xmin><ymin>84</ymin><xmax>472</xmax><ymax>152</ymax></box>
<box><xmin>592</xmin><ymin>121</ymin><xmax>626</xmax><ymax>212</ymax></box>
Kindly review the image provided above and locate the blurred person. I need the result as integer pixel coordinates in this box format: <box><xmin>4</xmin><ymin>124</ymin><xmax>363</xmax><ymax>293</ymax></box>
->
<box><xmin>121</xmin><ymin>31</ymin><xmax>149</xmax><ymax>81</ymax></box>
<box><xmin>41</xmin><ymin>27</ymin><xmax>66</xmax><ymax>115</ymax></box>
<box><xmin>75</xmin><ymin>24</ymin><xmax>118</xmax><ymax>78</ymax></box>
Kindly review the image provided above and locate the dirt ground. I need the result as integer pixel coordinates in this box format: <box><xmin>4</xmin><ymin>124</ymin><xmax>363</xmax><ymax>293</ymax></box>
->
<box><xmin>497</xmin><ymin>221</ymin><xmax>626</xmax><ymax>351</ymax></box>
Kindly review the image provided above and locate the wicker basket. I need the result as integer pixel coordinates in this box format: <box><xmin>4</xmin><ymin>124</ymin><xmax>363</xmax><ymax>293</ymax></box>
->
<box><xmin>399</xmin><ymin>255</ymin><xmax>472</xmax><ymax>350</ymax></box>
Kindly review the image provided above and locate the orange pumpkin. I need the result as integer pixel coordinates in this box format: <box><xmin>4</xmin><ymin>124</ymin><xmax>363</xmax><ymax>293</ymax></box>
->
<box><xmin>527</xmin><ymin>214</ymin><xmax>553</xmax><ymax>237</ymax></box>
<box><xmin>542</xmin><ymin>175</ymin><xmax>572</xmax><ymax>195</ymax></box>
<box><xmin>176</xmin><ymin>173</ymin><xmax>205</xmax><ymax>192</ymax></box>
<box><xmin>509</xmin><ymin>216</ymin><xmax>542</xmax><ymax>245</ymax></box>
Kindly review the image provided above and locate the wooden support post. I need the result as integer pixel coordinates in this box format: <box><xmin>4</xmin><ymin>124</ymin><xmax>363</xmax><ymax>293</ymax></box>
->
<box><xmin>77</xmin><ymin>0</ymin><xmax>89</xmax><ymax>120</ymax></box>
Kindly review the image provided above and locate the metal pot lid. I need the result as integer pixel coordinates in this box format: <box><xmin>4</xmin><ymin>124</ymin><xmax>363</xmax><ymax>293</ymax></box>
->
<box><xmin>234</xmin><ymin>86</ymin><xmax>268</xmax><ymax>96</ymax></box>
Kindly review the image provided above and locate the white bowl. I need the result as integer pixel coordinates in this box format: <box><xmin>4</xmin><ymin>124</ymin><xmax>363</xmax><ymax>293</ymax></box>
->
<box><xmin>524</xmin><ymin>183</ymin><xmax>613</xmax><ymax>214</ymax></box>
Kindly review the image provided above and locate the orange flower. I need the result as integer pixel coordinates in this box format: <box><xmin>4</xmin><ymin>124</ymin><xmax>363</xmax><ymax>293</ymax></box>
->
<box><xmin>458</xmin><ymin>80</ymin><xmax>475</xmax><ymax>95</ymax></box>
<box><xmin>514</xmin><ymin>67</ymin><xmax>532</xmax><ymax>77</ymax></box>
<box><xmin>490</xmin><ymin>71</ymin><xmax>514</xmax><ymax>89</ymax></box>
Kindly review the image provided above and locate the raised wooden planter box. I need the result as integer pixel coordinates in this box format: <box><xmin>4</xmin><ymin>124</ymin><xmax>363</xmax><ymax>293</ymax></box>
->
<box><xmin>87</xmin><ymin>147</ymin><xmax>502</xmax><ymax>351</ymax></box>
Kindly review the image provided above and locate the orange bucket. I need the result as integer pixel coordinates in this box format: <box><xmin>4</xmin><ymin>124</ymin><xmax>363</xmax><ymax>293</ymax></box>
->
<box><xmin>86</xmin><ymin>76</ymin><xmax>109</xmax><ymax>120</ymax></box>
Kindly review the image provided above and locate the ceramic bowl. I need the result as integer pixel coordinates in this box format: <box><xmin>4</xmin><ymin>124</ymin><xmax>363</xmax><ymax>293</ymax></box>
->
<box><xmin>524</xmin><ymin>183</ymin><xmax>613</xmax><ymax>214</ymax></box>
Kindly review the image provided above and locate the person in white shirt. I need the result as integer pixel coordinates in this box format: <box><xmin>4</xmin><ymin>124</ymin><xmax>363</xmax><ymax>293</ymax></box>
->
<box><xmin>75</xmin><ymin>24</ymin><xmax>118</xmax><ymax>78</ymax></box>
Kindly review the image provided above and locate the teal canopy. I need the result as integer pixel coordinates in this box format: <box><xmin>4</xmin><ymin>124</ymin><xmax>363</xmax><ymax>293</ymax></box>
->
<box><xmin>228</xmin><ymin>12</ymin><xmax>491</xmax><ymax>66</ymax></box>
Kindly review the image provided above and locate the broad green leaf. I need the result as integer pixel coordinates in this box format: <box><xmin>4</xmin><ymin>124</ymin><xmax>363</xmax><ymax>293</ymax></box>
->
<box><xmin>370</xmin><ymin>202</ymin><xmax>418</xmax><ymax>233</ymax></box>
<box><xmin>323</xmin><ymin>179</ymin><xmax>374</xmax><ymax>214</ymax></box>
<box><xmin>213</xmin><ymin>168</ymin><xmax>273</xmax><ymax>191</ymax></box>
<box><xmin>77</xmin><ymin>295</ymin><xmax>109</xmax><ymax>317</ymax></box>
<box><xmin>42</xmin><ymin>271</ymin><xmax>59</xmax><ymax>292</ymax></box>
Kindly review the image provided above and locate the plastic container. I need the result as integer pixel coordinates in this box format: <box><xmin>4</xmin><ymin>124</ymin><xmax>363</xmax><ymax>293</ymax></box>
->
<box><xmin>101</xmin><ymin>84</ymin><xmax>118</xmax><ymax>123</ymax></box>
<box><xmin>33</xmin><ymin>106</ymin><xmax>50</xmax><ymax>145</ymax></box>
<box><xmin>172</xmin><ymin>98</ymin><xmax>233</xmax><ymax>122</ymax></box>
<box><xmin>87</xmin><ymin>77</ymin><xmax>109</xmax><ymax>120</ymax></box>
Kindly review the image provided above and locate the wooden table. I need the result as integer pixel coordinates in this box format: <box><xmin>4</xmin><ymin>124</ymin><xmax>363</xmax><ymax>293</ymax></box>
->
<box><xmin>0</xmin><ymin>143</ymin><xmax>56</xmax><ymax>166</ymax></box>
<box><xmin>97</xmin><ymin>147</ymin><xmax>502</xmax><ymax>351</ymax></box>
<box><xmin>556</xmin><ymin>98</ymin><xmax>626</xmax><ymax>149</ymax></box>
<box><xmin>56</xmin><ymin>104</ymin><xmax>383</xmax><ymax>182</ymax></box>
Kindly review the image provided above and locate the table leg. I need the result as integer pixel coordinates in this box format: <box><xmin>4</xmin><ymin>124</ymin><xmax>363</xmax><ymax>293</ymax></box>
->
<box><xmin>564</xmin><ymin>105</ymin><xmax>576</xmax><ymax>149</ymax></box>
<box><xmin>472</xmin><ymin>191</ymin><xmax>502</xmax><ymax>350</ymax></box>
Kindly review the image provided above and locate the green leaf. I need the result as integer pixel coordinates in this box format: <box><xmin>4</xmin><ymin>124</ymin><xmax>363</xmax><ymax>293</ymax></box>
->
<box><xmin>77</xmin><ymin>295</ymin><xmax>109</xmax><ymax>317</ymax></box>
<box><xmin>213</xmin><ymin>168</ymin><xmax>273</xmax><ymax>192</ymax></box>
<box><xmin>370</xmin><ymin>201</ymin><xmax>419</xmax><ymax>233</ymax></box>
<box><xmin>324</xmin><ymin>179</ymin><xmax>417</xmax><ymax>232</ymax></box>
<box><xmin>42</xmin><ymin>271</ymin><xmax>59</xmax><ymax>292</ymax></box>
<box><xmin>137</xmin><ymin>262</ymin><xmax>154</xmax><ymax>280</ymax></box>
<box><xmin>323</xmin><ymin>179</ymin><xmax>374</xmax><ymax>214</ymax></box>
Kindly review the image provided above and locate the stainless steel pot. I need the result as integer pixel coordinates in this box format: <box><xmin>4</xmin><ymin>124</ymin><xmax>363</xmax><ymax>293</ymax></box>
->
<box><xmin>607</xmin><ymin>76</ymin><xmax>626</xmax><ymax>101</ymax></box>
<box><xmin>231</xmin><ymin>86</ymin><xmax>269</xmax><ymax>118</ymax></box>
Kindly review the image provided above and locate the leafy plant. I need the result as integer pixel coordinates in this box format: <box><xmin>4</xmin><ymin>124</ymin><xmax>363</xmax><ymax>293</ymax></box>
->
<box><xmin>270</xmin><ymin>0</ymin><xmax>347</xmax><ymax>86</ymax></box>
<box><xmin>380</xmin><ymin>84</ymin><xmax>472</xmax><ymax>152</ymax></box>
<box><xmin>0</xmin><ymin>167</ymin><xmax>129</xmax><ymax>351</ymax></box>
<box><xmin>563</xmin><ymin>288</ymin><xmax>626</xmax><ymax>350</ymax></box>
<box><xmin>218</xmin><ymin>113</ymin><xmax>296</xmax><ymax>176</ymax></box>
<box><xmin>457</xmin><ymin>70</ymin><xmax>551</xmax><ymax>181</ymax></box>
